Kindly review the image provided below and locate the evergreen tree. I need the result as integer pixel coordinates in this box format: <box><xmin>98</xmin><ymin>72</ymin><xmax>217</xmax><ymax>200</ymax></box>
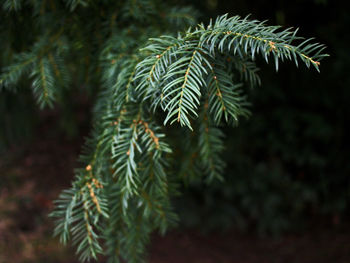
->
<box><xmin>0</xmin><ymin>1</ymin><xmax>327</xmax><ymax>262</ymax></box>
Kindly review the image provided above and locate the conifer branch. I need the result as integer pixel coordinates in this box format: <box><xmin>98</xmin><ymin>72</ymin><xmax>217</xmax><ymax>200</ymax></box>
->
<box><xmin>198</xmin><ymin>105</ymin><xmax>226</xmax><ymax>182</ymax></box>
<box><xmin>1</xmin><ymin>6</ymin><xmax>327</xmax><ymax>261</ymax></box>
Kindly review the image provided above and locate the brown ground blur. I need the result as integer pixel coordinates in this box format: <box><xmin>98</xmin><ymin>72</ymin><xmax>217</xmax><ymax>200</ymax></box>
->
<box><xmin>1</xmin><ymin>121</ymin><xmax>349</xmax><ymax>263</ymax></box>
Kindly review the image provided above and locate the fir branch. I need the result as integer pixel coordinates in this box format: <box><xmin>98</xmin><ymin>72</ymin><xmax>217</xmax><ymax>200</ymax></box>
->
<box><xmin>206</xmin><ymin>59</ymin><xmax>250</xmax><ymax>125</ymax></box>
<box><xmin>133</xmin><ymin>14</ymin><xmax>326</xmax><ymax>129</ymax></box>
<box><xmin>196</xmin><ymin>14</ymin><xmax>328</xmax><ymax>71</ymax></box>
<box><xmin>39</xmin><ymin>11</ymin><xmax>327</xmax><ymax>263</ymax></box>
<box><xmin>0</xmin><ymin>53</ymin><xmax>36</xmax><ymax>89</ymax></box>
<box><xmin>31</xmin><ymin>57</ymin><xmax>56</xmax><ymax>108</ymax></box>
<box><xmin>197</xmin><ymin>104</ymin><xmax>226</xmax><ymax>182</ymax></box>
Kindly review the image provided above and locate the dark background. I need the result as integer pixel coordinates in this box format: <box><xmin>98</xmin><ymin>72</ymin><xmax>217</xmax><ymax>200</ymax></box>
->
<box><xmin>172</xmin><ymin>0</ymin><xmax>349</xmax><ymax>235</ymax></box>
<box><xmin>1</xmin><ymin>0</ymin><xmax>349</xmax><ymax>262</ymax></box>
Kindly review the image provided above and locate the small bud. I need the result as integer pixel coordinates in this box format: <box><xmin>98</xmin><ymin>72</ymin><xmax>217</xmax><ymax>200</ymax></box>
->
<box><xmin>86</xmin><ymin>164</ymin><xmax>92</xmax><ymax>171</ymax></box>
<box><xmin>268</xmin><ymin>41</ymin><xmax>276</xmax><ymax>51</ymax></box>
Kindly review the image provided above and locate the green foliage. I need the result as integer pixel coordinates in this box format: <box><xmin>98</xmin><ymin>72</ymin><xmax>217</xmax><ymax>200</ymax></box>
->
<box><xmin>0</xmin><ymin>35</ymin><xmax>70</xmax><ymax>108</ymax></box>
<box><xmin>0</xmin><ymin>1</ymin><xmax>327</xmax><ymax>262</ymax></box>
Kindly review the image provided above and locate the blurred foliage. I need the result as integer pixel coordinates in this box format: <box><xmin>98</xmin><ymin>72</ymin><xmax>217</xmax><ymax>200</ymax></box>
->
<box><xmin>0</xmin><ymin>90</ymin><xmax>36</xmax><ymax>151</ymax></box>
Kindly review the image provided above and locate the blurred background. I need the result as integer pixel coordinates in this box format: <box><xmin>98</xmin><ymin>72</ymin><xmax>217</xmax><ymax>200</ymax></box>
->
<box><xmin>0</xmin><ymin>0</ymin><xmax>349</xmax><ymax>262</ymax></box>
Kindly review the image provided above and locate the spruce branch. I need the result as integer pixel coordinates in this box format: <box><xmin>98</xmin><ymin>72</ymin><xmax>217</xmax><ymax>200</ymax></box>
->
<box><xmin>135</xmin><ymin>14</ymin><xmax>327</xmax><ymax>130</ymax></box>
<box><xmin>197</xmin><ymin>102</ymin><xmax>226</xmax><ymax>182</ymax></box>
<box><xmin>32</xmin><ymin>11</ymin><xmax>326</xmax><ymax>262</ymax></box>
